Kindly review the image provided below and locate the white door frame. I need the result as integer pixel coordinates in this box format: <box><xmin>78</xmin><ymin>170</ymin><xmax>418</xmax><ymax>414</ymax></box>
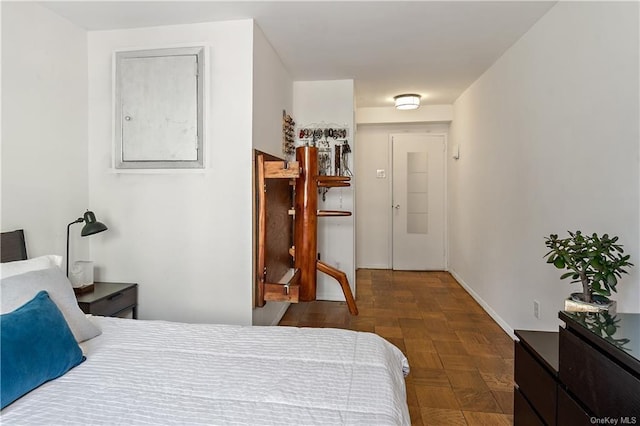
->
<box><xmin>387</xmin><ymin>133</ymin><xmax>449</xmax><ymax>271</ymax></box>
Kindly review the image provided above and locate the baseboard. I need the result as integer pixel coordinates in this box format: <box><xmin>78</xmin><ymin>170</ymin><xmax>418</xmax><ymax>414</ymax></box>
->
<box><xmin>252</xmin><ymin>301</ymin><xmax>291</xmax><ymax>326</ymax></box>
<box><xmin>316</xmin><ymin>290</ymin><xmax>346</xmax><ymax>302</ymax></box>
<box><xmin>270</xmin><ymin>302</ymin><xmax>291</xmax><ymax>326</ymax></box>
<box><xmin>449</xmin><ymin>270</ymin><xmax>515</xmax><ymax>339</ymax></box>
<box><xmin>356</xmin><ymin>263</ymin><xmax>390</xmax><ymax>269</ymax></box>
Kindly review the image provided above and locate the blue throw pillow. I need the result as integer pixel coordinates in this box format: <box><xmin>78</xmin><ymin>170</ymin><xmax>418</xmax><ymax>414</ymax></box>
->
<box><xmin>1</xmin><ymin>290</ymin><xmax>85</xmax><ymax>409</ymax></box>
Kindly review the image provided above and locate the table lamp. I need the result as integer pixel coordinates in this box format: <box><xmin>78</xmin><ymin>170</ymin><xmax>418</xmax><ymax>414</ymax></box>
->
<box><xmin>66</xmin><ymin>211</ymin><xmax>108</xmax><ymax>277</ymax></box>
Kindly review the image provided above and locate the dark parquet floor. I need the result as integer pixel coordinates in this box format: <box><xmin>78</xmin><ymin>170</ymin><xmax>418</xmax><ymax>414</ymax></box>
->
<box><xmin>278</xmin><ymin>269</ymin><xmax>514</xmax><ymax>425</ymax></box>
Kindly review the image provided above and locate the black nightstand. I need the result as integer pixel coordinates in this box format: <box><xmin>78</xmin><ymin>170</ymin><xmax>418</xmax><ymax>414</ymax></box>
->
<box><xmin>76</xmin><ymin>282</ymin><xmax>138</xmax><ymax>319</ymax></box>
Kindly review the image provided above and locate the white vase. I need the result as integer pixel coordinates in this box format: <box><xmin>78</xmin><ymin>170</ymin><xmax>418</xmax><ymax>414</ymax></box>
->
<box><xmin>69</xmin><ymin>261</ymin><xmax>94</xmax><ymax>288</ymax></box>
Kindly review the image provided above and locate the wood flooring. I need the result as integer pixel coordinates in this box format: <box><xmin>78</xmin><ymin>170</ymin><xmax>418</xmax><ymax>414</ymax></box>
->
<box><xmin>278</xmin><ymin>269</ymin><xmax>514</xmax><ymax>426</ymax></box>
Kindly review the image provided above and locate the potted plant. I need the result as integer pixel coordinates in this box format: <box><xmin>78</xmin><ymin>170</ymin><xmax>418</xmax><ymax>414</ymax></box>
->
<box><xmin>544</xmin><ymin>231</ymin><xmax>633</xmax><ymax>313</ymax></box>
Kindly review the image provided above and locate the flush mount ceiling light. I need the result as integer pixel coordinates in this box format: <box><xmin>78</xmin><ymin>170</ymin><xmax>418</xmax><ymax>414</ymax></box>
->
<box><xmin>394</xmin><ymin>94</ymin><xmax>421</xmax><ymax>110</ymax></box>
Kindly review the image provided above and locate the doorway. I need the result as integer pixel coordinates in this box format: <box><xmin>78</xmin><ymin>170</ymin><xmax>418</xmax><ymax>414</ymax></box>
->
<box><xmin>391</xmin><ymin>133</ymin><xmax>446</xmax><ymax>270</ymax></box>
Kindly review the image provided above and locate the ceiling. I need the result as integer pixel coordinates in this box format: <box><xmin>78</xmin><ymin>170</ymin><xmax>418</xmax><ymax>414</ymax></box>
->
<box><xmin>41</xmin><ymin>1</ymin><xmax>556</xmax><ymax>108</ymax></box>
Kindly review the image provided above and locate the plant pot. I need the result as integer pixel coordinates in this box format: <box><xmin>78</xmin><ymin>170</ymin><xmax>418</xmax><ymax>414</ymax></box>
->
<box><xmin>564</xmin><ymin>292</ymin><xmax>617</xmax><ymax>314</ymax></box>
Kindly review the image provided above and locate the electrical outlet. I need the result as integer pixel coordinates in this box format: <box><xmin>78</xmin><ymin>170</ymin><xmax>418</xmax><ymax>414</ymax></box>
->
<box><xmin>533</xmin><ymin>300</ymin><xmax>540</xmax><ymax>319</ymax></box>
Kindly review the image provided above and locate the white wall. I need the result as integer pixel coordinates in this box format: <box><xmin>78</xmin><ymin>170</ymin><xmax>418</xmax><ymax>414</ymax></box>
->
<box><xmin>293</xmin><ymin>80</ymin><xmax>355</xmax><ymax>300</ymax></box>
<box><xmin>449</xmin><ymin>1</ymin><xmax>640</xmax><ymax>334</ymax></box>
<box><xmin>88</xmin><ymin>20</ymin><xmax>255</xmax><ymax>325</ymax></box>
<box><xmin>251</xmin><ymin>23</ymin><xmax>294</xmax><ymax>325</ymax></box>
<box><xmin>251</xmin><ymin>23</ymin><xmax>293</xmax><ymax>159</ymax></box>
<box><xmin>357</xmin><ymin>105</ymin><xmax>453</xmax><ymax>125</ymax></box>
<box><xmin>1</xmin><ymin>2</ymin><xmax>90</xmax><ymax>263</ymax></box>
<box><xmin>355</xmin><ymin>123</ymin><xmax>450</xmax><ymax>268</ymax></box>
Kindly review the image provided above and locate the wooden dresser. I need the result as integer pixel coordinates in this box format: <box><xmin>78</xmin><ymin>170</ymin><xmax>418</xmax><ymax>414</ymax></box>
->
<box><xmin>515</xmin><ymin>312</ymin><xmax>640</xmax><ymax>425</ymax></box>
<box><xmin>558</xmin><ymin>311</ymin><xmax>640</xmax><ymax>423</ymax></box>
<box><xmin>514</xmin><ymin>330</ymin><xmax>559</xmax><ymax>425</ymax></box>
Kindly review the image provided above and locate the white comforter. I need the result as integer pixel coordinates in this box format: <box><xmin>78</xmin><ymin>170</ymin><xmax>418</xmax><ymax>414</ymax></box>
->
<box><xmin>2</xmin><ymin>317</ymin><xmax>410</xmax><ymax>425</ymax></box>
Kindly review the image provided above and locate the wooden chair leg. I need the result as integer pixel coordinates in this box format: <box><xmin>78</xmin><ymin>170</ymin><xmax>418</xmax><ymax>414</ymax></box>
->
<box><xmin>316</xmin><ymin>260</ymin><xmax>358</xmax><ymax>316</ymax></box>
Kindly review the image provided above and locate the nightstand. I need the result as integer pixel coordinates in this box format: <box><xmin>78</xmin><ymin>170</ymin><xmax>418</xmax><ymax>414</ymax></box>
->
<box><xmin>76</xmin><ymin>282</ymin><xmax>138</xmax><ymax>319</ymax></box>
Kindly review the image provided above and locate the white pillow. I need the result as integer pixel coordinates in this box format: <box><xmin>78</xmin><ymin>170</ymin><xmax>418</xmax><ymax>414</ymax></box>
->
<box><xmin>0</xmin><ymin>255</ymin><xmax>63</xmax><ymax>279</ymax></box>
<box><xmin>1</xmin><ymin>267</ymin><xmax>102</xmax><ymax>342</ymax></box>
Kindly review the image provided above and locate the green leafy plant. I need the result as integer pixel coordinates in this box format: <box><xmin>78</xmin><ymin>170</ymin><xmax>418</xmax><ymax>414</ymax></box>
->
<box><xmin>544</xmin><ymin>231</ymin><xmax>633</xmax><ymax>303</ymax></box>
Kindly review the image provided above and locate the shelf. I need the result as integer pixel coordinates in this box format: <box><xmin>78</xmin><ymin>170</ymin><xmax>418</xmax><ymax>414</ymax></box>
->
<box><xmin>318</xmin><ymin>181</ymin><xmax>350</xmax><ymax>188</ymax></box>
<box><xmin>263</xmin><ymin>269</ymin><xmax>300</xmax><ymax>303</ymax></box>
<box><xmin>264</xmin><ymin>160</ymin><xmax>300</xmax><ymax>179</ymax></box>
<box><xmin>316</xmin><ymin>175</ymin><xmax>350</xmax><ymax>188</ymax></box>
<box><xmin>317</xmin><ymin>210</ymin><xmax>352</xmax><ymax>217</ymax></box>
<box><xmin>316</xmin><ymin>175</ymin><xmax>350</xmax><ymax>182</ymax></box>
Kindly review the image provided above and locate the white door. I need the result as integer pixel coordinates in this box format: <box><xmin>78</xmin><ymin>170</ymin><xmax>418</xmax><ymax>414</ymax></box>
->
<box><xmin>392</xmin><ymin>134</ymin><xmax>446</xmax><ymax>270</ymax></box>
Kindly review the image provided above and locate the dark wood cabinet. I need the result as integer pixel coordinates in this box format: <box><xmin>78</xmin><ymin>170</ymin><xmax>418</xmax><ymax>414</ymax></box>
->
<box><xmin>514</xmin><ymin>386</ymin><xmax>545</xmax><ymax>426</ymax></box>
<box><xmin>514</xmin><ymin>330</ymin><xmax>559</xmax><ymax>426</ymax></box>
<box><xmin>515</xmin><ymin>312</ymin><xmax>640</xmax><ymax>425</ymax></box>
<box><xmin>76</xmin><ymin>282</ymin><xmax>138</xmax><ymax>319</ymax></box>
<box><xmin>559</xmin><ymin>312</ymin><xmax>640</xmax><ymax>420</ymax></box>
<box><xmin>556</xmin><ymin>387</ymin><xmax>591</xmax><ymax>426</ymax></box>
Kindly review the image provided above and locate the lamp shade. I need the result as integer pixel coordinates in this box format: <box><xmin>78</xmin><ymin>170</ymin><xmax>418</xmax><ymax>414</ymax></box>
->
<box><xmin>80</xmin><ymin>211</ymin><xmax>108</xmax><ymax>236</ymax></box>
<box><xmin>394</xmin><ymin>94</ymin><xmax>421</xmax><ymax>110</ymax></box>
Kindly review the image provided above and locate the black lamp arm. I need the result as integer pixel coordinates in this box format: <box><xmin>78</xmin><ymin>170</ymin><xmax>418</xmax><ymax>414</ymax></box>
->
<box><xmin>66</xmin><ymin>218</ymin><xmax>84</xmax><ymax>277</ymax></box>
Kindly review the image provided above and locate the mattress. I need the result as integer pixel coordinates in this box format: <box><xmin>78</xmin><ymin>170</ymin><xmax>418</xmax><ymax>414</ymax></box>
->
<box><xmin>1</xmin><ymin>316</ymin><xmax>410</xmax><ymax>425</ymax></box>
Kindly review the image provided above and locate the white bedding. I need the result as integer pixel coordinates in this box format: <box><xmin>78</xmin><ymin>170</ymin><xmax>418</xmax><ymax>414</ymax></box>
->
<box><xmin>2</xmin><ymin>316</ymin><xmax>410</xmax><ymax>425</ymax></box>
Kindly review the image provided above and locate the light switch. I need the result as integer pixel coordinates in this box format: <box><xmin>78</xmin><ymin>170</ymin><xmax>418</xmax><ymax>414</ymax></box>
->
<box><xmin>452</xmin><ymin>145</ymin><xmax>460</xmax><ymax>160</ymax></box>
<box><xmin>376</xmin><ymin>169</ymin><xmax>386</xmax><ymax>178</ymax></box>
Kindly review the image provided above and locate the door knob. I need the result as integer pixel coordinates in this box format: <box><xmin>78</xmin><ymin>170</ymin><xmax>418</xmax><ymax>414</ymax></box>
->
<box><xmin>394</xmin><ymin>204</ymin><xmax>400</xmax><ymax>209</ymax></box>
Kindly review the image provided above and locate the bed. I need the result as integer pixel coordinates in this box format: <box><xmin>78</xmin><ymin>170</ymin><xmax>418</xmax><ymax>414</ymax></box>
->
<box><xmin>0</xmin><ymin>230</ymin><xmax>410</xmax><ymax>425</ymax></box>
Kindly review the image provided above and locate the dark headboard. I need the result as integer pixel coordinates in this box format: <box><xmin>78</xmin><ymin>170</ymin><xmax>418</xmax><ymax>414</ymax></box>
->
<box><xmin>1</xmin><ymin>229</ymin><xmax>28</xmax><ymax>262</ymax></box>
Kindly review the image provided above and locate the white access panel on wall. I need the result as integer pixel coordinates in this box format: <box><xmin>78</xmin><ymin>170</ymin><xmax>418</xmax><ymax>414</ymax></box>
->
<box><xmin>114</xmin><ymin>46</ymin><xmax>205</xmax><ymax>169</ymax></box>
<box><xmin>391</xmin><ymin>133</ymin><xmax>446</xmax><ymax>270</ymax></box>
